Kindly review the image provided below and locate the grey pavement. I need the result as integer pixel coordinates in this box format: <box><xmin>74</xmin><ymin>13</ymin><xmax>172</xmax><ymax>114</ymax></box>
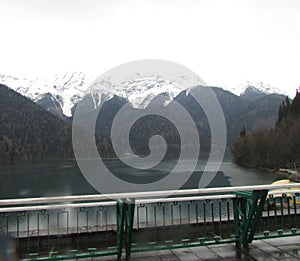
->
<box><xmin>77</xmin><ymin>236</ymin><xmax>300</xmax><ymax>261</ymax></box>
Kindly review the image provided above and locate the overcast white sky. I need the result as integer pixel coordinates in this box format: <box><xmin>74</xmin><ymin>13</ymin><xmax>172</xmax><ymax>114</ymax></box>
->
<box><xmin>0</xmin><ymin>0</ymin><xmax>299</xmax><ymax>96</ymax></box>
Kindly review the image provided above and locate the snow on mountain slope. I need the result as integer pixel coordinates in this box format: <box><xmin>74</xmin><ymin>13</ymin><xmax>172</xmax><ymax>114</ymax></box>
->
<box><xmin>93</xmin><ymin>77</ymin><xmax>186</xmax><ymax>109</ymax></box>
<box><xmin>49</xmin><ymin>72</ymin><xmax>88</xmax><ymax>116</ymax></box>
<box><xmin>228</xmin><ymin>81</ymin><xmax>288</xmax><ymax>97</ymax></box>
<box><xmin>0</xmin><ymin>74</ymin><xmax>47</xmax><ymax>100</ymax></box>
<box><xmin>0</xmin><ymin>72</ymin><xmax>289</xmax><ymax>118</ymax></box>
<box><xmin>0</xmin><ymin>72</ymin><xmax>191</xmax><ymax>116</ymax></box>
<box><xmin>0</xmin><ymin>72</ymin><xmax>89</xmax><ymax>117</ymax></box>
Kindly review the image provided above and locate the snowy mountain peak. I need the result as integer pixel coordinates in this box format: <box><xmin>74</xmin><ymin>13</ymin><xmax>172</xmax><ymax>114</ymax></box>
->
<box><xmin>0</xmin><ymin>72</ymin><xmax>89</xmax><ymax>117</ymax></box>
<box><xmin>0</xmin><ymin>72</ymin><xmax>186</xmax><ymax>116</ymax></box>
<box><xmin>0</xmin><ymin>72</ymin><xmax>289</xmax><ymax>118</ymax></box>
<box><xmin>51</xmin><ymin>72</ymin><xmax>86</xmax><ymax>92</ymax></box>
<box><xmin>91</xmin><ymin>77</ymin><xmax>185</xmax><ymax>109</ymax></box>
<box><xmin>86</xmin><ymin>77</ymin><xmax>189</xmax><ymax>109</ymax></box>
<box><xmin>228</xmin><ymin>81</ymin><xmax>288</xmax><ymax>97</ymax></box>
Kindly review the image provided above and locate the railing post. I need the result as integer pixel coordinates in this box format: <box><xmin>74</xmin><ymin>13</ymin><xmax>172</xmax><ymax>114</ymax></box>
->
<box><xmin>125</xmin><ymin>198</ymin><xmax>135</xmax><ymax>261</ymax></box>
<box><xmin>116</xmin><ymin>198</ymin><xmax>135</xmax><ymax>261</ymax></box>
<box><xmin>233</xmin><ymin>190</ymin><xmax>268</xmax><ymax>248</ymax></box>
<box><xmin>116</xmin><ymin>199</ymin><xmax>125</xmax><ymax>261</ymax></box>
<box><xmin>233</xmin><ymin>196</ymin><xmax>246</xmax><ymax>248</ymax></box>
<box><xmin>246</xmin><ymin>190</ymin><xmax>268</xmax><ymax>244</ymax></box>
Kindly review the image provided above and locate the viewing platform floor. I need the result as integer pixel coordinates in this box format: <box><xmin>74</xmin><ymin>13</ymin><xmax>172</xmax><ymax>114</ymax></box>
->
<box><xmin>82</xmin><ymin>235</ymin><xmax>300</xmax><ymax>261</ymax></box>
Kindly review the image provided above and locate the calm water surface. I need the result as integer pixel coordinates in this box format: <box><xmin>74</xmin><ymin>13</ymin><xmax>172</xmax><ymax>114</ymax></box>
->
<box><xmin>0</xmin><ymin>158</ymin><xmax>285</xmax><ymax>199</ymax></box>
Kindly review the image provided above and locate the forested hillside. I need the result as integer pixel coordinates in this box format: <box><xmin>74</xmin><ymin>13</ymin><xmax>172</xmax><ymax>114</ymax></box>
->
<box><xmin>92</xmin><ymin>87</ymin><xmax>286</xmax><ymax>157</ymax></box>
<box><xmin>0</xmin><ymin>82</ymin><xmax>288</xmax><ymax>163</ymax></box>
<box><xmin>0</xmin><ymin>84</ymin><xmax>74</xmax><ymax>161</ymax></box>
<box><xmin>231</xmin><ymin>90</ymin><xmax>300</xmax><ymax>168</ymax></box>
<box><xmin>0</xmin><ymin>131</ymin><xmax>28</xmax><ymax>162</ymax></box>
<box><xmin>0</xmin><ymin>84</ymin><xmax>114</xmax><ymax>163</ymax></box>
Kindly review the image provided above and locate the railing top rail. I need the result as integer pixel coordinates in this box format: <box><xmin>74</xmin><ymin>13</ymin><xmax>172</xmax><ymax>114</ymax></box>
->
<box><xmin>1</xmin><ymin>183</ymin><xmax>300</xmax><ymax>206</ymax></box>
<box><xmin>0</xmin><ymin>201</ymin><xmax>116</xmax><ymax>213</ymax></box>
<box><xmin>0</xmin><ymin>195</ymin><xmax>237</xmax><ymax>213</ymax></box>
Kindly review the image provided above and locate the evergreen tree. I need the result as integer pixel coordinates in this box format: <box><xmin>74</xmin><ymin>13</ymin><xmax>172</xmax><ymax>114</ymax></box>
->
<box><xmin>232</xmin><ymin>93</ymin><xmax>300</xmax><ymax>168</ymax></box>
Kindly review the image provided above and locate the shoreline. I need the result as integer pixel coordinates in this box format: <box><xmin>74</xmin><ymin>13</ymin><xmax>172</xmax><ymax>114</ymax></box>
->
<box><xmin>257</xmin><ymin>166</ymin><xmax>300</xmax><ymax>183</ymax></box>
<box><xmin>273</xmin><ymin>169</ymin><xmax>300</xmax><ymax>183</ymax></box>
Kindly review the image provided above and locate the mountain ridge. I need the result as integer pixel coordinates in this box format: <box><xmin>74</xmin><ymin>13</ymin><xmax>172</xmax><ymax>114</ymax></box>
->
<box><xmin>0</xmin><ymin>83</ymin><xmax>116</xmax><ymax>162</ymax></box>
<box><xmin>0</xmin><ymin>72</ymin><xmax>89</xmax><ymax>117</ymax></box>
<box><xmin>227</xmin><ymin>81</ymin><xmax>289</xmax><ymax>98</ymax></box>
<box><xmin>0</xmin><ymin>83</ymin><xmax>74</xmax><ymax>161</ymax></box>
<box><xmin>0</xmin><ymin>73</ymin><xmax>290</xmax><ymax>162</ymax></box>
<box><xmin>0</xmin><ymin>73</ymin><xmax>289</xmax><ymax>118</ymax></box>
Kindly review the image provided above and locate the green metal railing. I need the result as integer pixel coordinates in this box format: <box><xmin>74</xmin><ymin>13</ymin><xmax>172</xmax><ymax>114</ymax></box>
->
<box><xmin>0</xmin><ymin>184</ymin><xmax>300</xmax><ymax>260</ymax></box>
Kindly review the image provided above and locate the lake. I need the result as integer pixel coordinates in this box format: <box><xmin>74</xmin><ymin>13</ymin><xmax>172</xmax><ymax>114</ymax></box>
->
<box><xmin>0</xmin><ymin>158</ymin><xmax>285</xmax><ymax>199</ymax></box>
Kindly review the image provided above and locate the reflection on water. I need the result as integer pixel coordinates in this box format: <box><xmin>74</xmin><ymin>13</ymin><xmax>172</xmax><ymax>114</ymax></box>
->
<box><xmin>0</xmin><ymin>158</ymin><xmax>285</xmax><ymax>199</ymax></box>
<box><xmin>0</xmin><ymin>160</ymin><xmax>97</xmax><ymax>199</ymax></box>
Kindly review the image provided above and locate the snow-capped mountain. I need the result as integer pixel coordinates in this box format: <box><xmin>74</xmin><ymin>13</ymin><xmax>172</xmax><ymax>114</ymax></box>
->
<box><xmin>88</xmin><ymin>77</ymin><xmax>187</xmax><ymax>110</ymax></box>
<box><xmin>228</xmin><ymin>81</ymin><xmax>288</xmax><ymax>97</ymax></box>
<box><xmin>0</xmin><ymin>72</ymin><xmax>288</xmax><ymax>118</ymax></box>
<box><xmin>0</xmin><ymin>72</ymin><xmax>88</xmax><ymax>117</ymax></box>
<box><xmin>0</xmin><ymin>73</ymin><xmax>196</xmax><ymax>117</ymax></box>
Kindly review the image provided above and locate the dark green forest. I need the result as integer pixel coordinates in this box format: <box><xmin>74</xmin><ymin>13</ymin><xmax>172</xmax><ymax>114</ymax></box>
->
<box><xmin>231</xmin><ymin>90</ymin><xmax>300</xmax><ymax>168</ymax></box>
<box><xmin>0</xmin><ymin>131</ymin><xmax>28</xmax><ymax>162</ymax></box>
<box><xmin>0</xmin><ymin>84</ymin><xmax>114</xmax><ymax>163</ymax></box>
<box><xmin>0</xmin><ymin>82</ymin><xmax>288</xmax><ymax>164</ymax></box>
<box><xmin>0</xmin><ymin>84</ymin><xmax>74</xmax><ymax>162</ymax></box>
